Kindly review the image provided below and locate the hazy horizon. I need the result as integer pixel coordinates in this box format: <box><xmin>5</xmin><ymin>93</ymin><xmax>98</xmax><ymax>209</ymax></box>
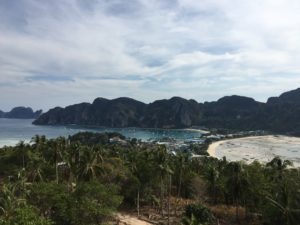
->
<box><xmin>1</xmin><ymin>0</ymin><xmax>300</xmax><ymax>111</ymax></box>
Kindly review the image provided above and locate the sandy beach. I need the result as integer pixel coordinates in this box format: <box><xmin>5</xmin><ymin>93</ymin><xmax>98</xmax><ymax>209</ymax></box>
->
<box><xmin>207</xmin><ymin>135</ymin><xmax>300</xmax><ymax>166</ymax></box>
<box><xmin>117</xmin><ymin>213</ymin><xmax>152</xmax><ymax>225</ymax></box>
<box><xmin>184</xmin><ymin>128</ymin><xmax>210</xmax><ymax>134</ymax></box>
<box><xmin>207</xmin><ymin>139</ymin><xmax>227</xmax><ymax>157</ymax></box>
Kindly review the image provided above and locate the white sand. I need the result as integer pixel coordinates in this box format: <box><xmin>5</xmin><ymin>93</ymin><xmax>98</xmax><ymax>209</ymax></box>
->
<box><xmin>184</xmin><ymin>128</ymin><xmax>210</xmax><ymax>134</ymax></box>
<box><xmin>117</xmin><ymin>214</ymin><xmax>152</xmax><ymax>225</ymax></box>
<box><xmin>207</xmin><ymin>135</ymin><xmax>300</xmax><ymax>166</ymax></box>
<box><xmin>207</xmin><ymin>140</ymin><xmax>227</xmax><ymax>157</ymax></box>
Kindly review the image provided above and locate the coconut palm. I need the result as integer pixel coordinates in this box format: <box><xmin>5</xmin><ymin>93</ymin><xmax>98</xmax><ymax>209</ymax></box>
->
<box><xmin>0</xmin><ymin>184</ymin><xmax>20</xmax><ymax>220</ymax></box>
<box><xmin>31</xmin><ymin>135</ymin><xmax>47</xmax><ymax>152</ymax></box>
<box><xmin>205</xmin><ymin>164</ymin><xmax>219</xmax><ymax>204</ymax></box>
<box><xmin>78</xmin><ymin>146</ymin><xmax>103</xmax><ymax>181</ymax></box>
<box><xmin>266</xmin><ymin>184</ymin><xmax>300</xmax><ymax>225</ymax></box>
<box><xmin>53</xmin><ymin>137</ymin><xmax>69</xmax><ymax>184</ymax></box>
<box><xmin>123</xmin><ymin>149</ymin><xmax>143</xmax><ymax>217</ymax></box>
<box><xmin>26</xmin><ymin>152</ymin><xmax>45</xmax><ymax>182</ymax></box>
<box><xmin>175</xmin><ymin>152</ymin><xmax>189</xmax><ymax>198</ymax></box>
<box><xmin>182</xmin><ymin>214</ymin><xmax>202</xmax><ymax>225</ymax></box>
<box><xmin>266</xmin><ymin>157</ymin><xmax>293</xmax><ymax>182</ymax></box>
<box><xmin>225</xmin><ymin>161</ymin><xmax>249</xmax><ymax>221</ymax></box>
<box><xmin>16</xmin><ymin>141</ymin><xmax>29</xmax><ymax>169</ymax></box>
<box><xmin>154</xmin><ymin>145</ymin><xmax>173</xmax><ymax>216</ymax></box>
<box><xmin>61</xmin><ymin>144</ymin><xmax>79</xmax><ymax>191</ymax></box>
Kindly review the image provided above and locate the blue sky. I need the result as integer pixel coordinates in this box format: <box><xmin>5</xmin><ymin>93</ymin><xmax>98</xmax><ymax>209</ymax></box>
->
<box><xmin>1</xmin><ymin>0</ymin><xmax>300</xmax><ymax>111</ymax></box>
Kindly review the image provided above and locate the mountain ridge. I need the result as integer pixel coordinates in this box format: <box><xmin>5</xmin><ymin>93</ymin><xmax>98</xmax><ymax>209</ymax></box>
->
<box><xmin>0</xmin><ymin>107</ymin><xmax>42</xmax><ymax>119</ymax></box>
<box><xmin>33</xmin><ymin>88</ymin><xmax>300</xmax><ymax>134</ymax></box>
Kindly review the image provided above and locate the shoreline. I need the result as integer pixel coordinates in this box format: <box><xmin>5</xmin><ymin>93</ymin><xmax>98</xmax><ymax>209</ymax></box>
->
<box><xmin>207</xmin><ymin>139</ymin><xmax>227</xmax><ymax>157</ymax></box>
<box><xmin>183</xmin><ymin>128</ymin><xmax>210</xmax><ymax>134</ymax></box>
<box><xmin>206</xmin><ymin>135</ymin><xmax>300</xmax><ymax>167</ymax></box>
<box><xmin>206</xmin><ymin>135</ymin><xmax>276</xmax><ymax>158</ymax></box>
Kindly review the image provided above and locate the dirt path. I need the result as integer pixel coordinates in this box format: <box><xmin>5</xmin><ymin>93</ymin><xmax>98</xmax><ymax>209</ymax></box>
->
<box><xmin>117</xmin><ymin>213</ymin><xmax>153</xmax><ymax>225</ymax></box>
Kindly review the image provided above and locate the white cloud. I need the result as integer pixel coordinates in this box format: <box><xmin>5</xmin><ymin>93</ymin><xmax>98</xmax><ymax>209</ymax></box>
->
<box><xmin>1</xmin><ymin>0</ymin><xmax>300</xmax><ymax>110</ymax></box>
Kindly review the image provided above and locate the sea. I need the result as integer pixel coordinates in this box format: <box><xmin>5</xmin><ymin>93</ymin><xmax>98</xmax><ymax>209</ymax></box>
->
<box><xmin>2</xmin><ymin>119</ymin><xmax>300</xmax><ymax>166</ymax></box>
<box><xmin>0</xmin><ymin>118</ymin><xmax>203</xmax><ymax>147</ymax></box>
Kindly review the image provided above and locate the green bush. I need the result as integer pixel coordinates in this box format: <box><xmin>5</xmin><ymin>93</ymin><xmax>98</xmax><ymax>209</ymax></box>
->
<box><xmin>0</xmin><ymin>205</ymin><xmax>53</xmax><ymax>225</ymax></box>
<box><xmin>182</xmin><ymin>204</ymin><xmax>215</xmax><ymax>225</ymax></box>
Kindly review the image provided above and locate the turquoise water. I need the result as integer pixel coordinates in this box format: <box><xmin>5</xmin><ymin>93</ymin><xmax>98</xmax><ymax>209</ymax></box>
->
<box><xmin>0</xmin><ymin>118</ymin><xmax>203</xmax><ymax>147</ymax></box>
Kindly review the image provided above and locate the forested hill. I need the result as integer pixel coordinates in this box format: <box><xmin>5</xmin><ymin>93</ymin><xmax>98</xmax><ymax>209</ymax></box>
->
<box><xmin>33</xmin><ymin>88</ymin><xmax>300</xmax><ymax>134</ymax></box>
<box><xmin>0</xmin><ymin>107</ymin><xmax>42</xmax><ymax>119</ymax></box>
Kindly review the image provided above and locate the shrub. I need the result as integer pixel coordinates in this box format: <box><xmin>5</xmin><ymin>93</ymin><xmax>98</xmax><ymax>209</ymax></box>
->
<box><xmin>182</xmin><ymin>204</ymin><xmax>215</xmax><ymax>225</ymax></box>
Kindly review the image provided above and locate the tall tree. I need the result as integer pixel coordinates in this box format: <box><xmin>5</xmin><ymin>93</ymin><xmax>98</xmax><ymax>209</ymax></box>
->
<box><xmin>225</xmin><ymin>162</ymin><xmax>248</xmax><ymax>222</ymax></box>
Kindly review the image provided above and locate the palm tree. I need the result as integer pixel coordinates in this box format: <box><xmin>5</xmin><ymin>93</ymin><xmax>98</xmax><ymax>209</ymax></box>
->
<box><xmin>155</xmin><ymin>145</ymin><xmax>172</xmax><ymax>216</ymax></box>
<box><xmin>26</xmin><ymin>153</ymin><xmax>45</xmax><ymax>182</ymax></box>
<box><xmin>266</xmin><ymin>157</ymin><xmax>293</xmax><ymax>182</ymax></box>
<box><xmin>31</xmin><ymin>135</ymin><xmax>46</xmax><ymax>149</ymax></box>
<box><xmin>266</xmin><ymin>184</ymin><xmax>300</xmax><ymax>225</ymax></box>
<box><xmin>225</xmin><ymin>161</ymin><xmax>248</xmax><ymax>222</ymax></box>
<box><xmin>205</xmin><ymin>164</ymin><xmax>219</xmax><ymax>204</ymax></box>
<box><xmin>182</xmin><ymin>214</ymin><xmax>202</xmax><ymax>225</ymax></box>
<box><xmin>264</xmin><ymin>159</ymin><xmax>300</xmax><ymax>225</ymax></box>
<box><xmin>53</xmin><ymin>137</ymin><xmax>68</xmax><ymax>184</ymax></box>
<box><xmin>61</xmin><ymin>143</ymin><xmax>79</xmax><ymax>191</ymax></box>
<box><xmin>78</xmin><ymin>146</ymin><xmax>103</xmax><ymax>181</ymax></box>
<box><xmin>124</xmin><ymin>149</ymin><xmax>142</xmax><ymax>217</ymax></box>
<box><xmin>243</xmin><ymin>160</ymin><xmax>268</xmax><ymax>218</ymax></box>
<box><xmin>167</xmin><ymin>170</ymin><xmax>173</xmax><ymax>225</ymax></box>
<box><xmin>0</xmin><ymin>184</ymin><xmax>18</xmax><ymax>220</ymax></box>
<box><xmin>16</xmin><ymin>141</ymin><xmax>28</xmax><ymax>169</ymax></box>
<box><xmin>176</xmin><ymin>152</ymin><xmax>189</xmax><ymax>198</ymax></box>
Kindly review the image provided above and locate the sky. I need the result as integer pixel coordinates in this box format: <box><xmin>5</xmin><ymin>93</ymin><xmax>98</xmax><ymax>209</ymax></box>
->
<box><xmin>1</xmin><ymin>0</ymin><xmax>300</xmax><ymax>111</ymax></box>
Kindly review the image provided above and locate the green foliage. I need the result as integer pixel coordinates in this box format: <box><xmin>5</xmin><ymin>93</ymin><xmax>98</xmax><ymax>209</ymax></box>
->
<box><xmin>1</xmin><ymin>133</ymin><xmax>300</xmax><ymax>225</ymax></box>
<box><xmin>0</xmin><ymin>205</ymin><xmax>53</xmax><ymax>225</ymax></box>
<box><xmin>261</xmin><ymin>168</ymin><xmax>300</xmax><ymax>225</ymax></box>
<box><xmin>28</xmin><ymin>182</ymin><xmax>72</xmax><ymax>224</ymax></box>
<box><xmin>0</xmin><ymin>182</ymin><xmax>52</xmax><ymax>225</ymax></box>
<box><xmin>72</xmin><ymin>182</ymin><xmax>122</xmax><ymax>225</ymax></box>
<box><xmin>69</xmin><ymin>132</ymin><xmax>125</xmax><ymax>146</ymax></box>
<box><xmin>182</xmin><ymin>204</ymin><xmax>215</xmax><ymax>225</ymax></box>
<box><xmin>28</xmin><ymin>181</ymin><xmax>122</xmax><ymax>225</ymax></box>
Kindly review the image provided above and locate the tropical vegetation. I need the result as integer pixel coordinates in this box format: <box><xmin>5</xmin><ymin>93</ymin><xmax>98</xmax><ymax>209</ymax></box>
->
<box><xmin>0</xmin><ymin>132</ymin><xmax>299</xmax><ymax>224</ymax></box>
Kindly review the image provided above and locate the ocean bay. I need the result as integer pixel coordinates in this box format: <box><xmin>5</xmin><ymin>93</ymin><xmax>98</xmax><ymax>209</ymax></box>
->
<box><xmin>0</xmin><ymin>118</ymin><xmax>203</xmax><ymax>147</ymax></box>
<box><xmin>2</xmin><ymin>118</ymin><xmax>300</xmax><ymax>167</ymax></box>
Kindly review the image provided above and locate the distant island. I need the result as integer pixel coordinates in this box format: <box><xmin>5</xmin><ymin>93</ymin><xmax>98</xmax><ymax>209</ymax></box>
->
<box><xmin>33</xmin><ymin>88</ymin><xmax>300</xmax><ymax>135</ymax></box>
<box><xmin>0</xmin><ymin>107</ymin><xmax>42</xmax><ymax>119</ymax></box>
